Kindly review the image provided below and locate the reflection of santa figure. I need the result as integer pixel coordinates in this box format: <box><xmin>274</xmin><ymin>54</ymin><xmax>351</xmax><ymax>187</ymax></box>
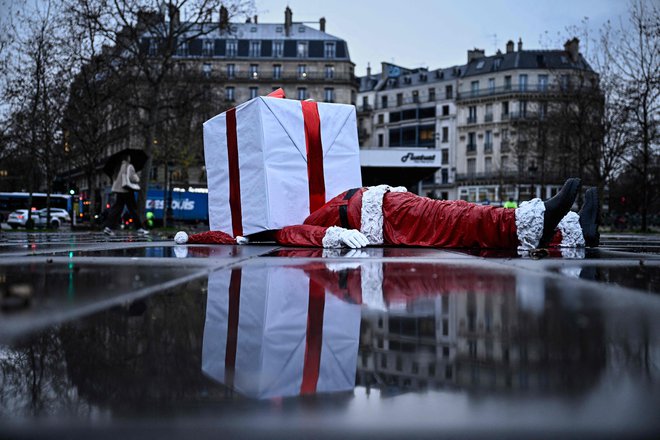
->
<box><xmin>176</xmin><ymin>179</ymin><xmax>599</xmax><ymax>251</ymax></box>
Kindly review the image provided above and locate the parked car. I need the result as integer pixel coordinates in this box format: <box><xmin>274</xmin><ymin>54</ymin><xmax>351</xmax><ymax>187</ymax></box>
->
<box><xmin>6</xmin><ymin>209</ymin><xmax>33</xmax><ymax>229</ymax></box>
<box><xmin>36</xmin><ymin>208</ymin><xmax>71</xmax><ymax>228</ymax></box>
<box><xmin>6</xmin><ymin>208</ymin><xmax>71</xmax><ymax>229</ymax></box>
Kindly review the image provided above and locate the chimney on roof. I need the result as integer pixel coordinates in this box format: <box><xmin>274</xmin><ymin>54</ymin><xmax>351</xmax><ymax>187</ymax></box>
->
<box><xmin>467</xmin><ymin>48</ymin><xmax>485</xmax><ymax>63</ymax></box>
<box><xmin>506</xmin><ymin>40</ymin><xmax>514</xmax><ymax>53</ymax></box>
<box><xmin>219</xmin><ymin>5</ymin><xmax>229</xmax><ymax>31</ymax></box>
<box><xmin>517</xmin><ymin>38</ymin><xmax>523</xmax><ymax>51</ymax></box>
<box><xmin>367</xmin><ymin>62</ymin><xmax>371</xmax><ymax>77</ymax></box>
<box><xmin>284</xmin><ymin>6</ymin><xmax>293</xmax><ymax>37</ymax></box>
<box><xmin>320</xmin><ymin>17</ymin><xmax>326</xmax><ymax>32</ymax></box>
<box><xmin>254</xmin><ymin>15</ymin><xmax>258</xmax><ymax>24</ymax></box>
<box><xmin>246</xmin><ymin>17</ymin><xmax>251</xmax><ymax>23</ymax></box>
<box><xmin>564</xmin><ymin>37</ymin><xmax>580</xmax><ymax>62</ymax></box>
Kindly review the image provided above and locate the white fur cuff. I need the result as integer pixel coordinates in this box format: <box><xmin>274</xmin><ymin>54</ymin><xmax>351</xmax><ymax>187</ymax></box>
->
<box><xmin>361</xmin><ymin>262</ymin><xmax>386</xmax><ymax>311</ymax></box>
<box><xmin>515</xmin><ymin>198</ymin><xmax>545</xmax><ymax>250</ymax></box>
<box><xmin>322</xmin><ymin>226</ymin><xmax>345</xmax><ymax>248</ymax></box>
<box><xmin>174</xmin><ymin>231</ymin><xmax>189</xmax><ymax>244</ymax></box>
<box><xmin>556</xmin><ymin>211</ymin><xmax>585</xmax><ymax>247</ymax></box>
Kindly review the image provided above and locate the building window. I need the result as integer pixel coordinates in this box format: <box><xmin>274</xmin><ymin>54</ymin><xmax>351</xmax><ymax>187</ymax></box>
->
<box><xmin>441</xmin><ymin>168</ymin><xmax>448</xmax><ymax>184</ymax></box>
<box><xmin>538</xmin><ymin>74</ymin><xmax>548</xmax><ymax>91</ymax></box>
<box><xmin>467</xmin><ymin>158</ymin><xmax>476</xmax><ymax>174</ymax></box>
<box><xmin>445</xmin><ymin>85</ymin><xmax>453</xmax><ymax>99</ymax></box>
<box><xmin>485</xmin><ymin>130</ymin><xmax>493</xmax><ymax>152</ymax></box>
<box><xmin>249</xmin><ymin>64</ymin><xmax>259</xmax><ymax>79</ymax></box>
<box><xmin>441</xmin><ymin>126</ymin><xmax>449</xmax><ymax>143</ymax></box>
<box><xmin>249</xmin><ymin>87</ymin><xmax>258</xmax><ymax>99</ymax></box>
<box><xmin>297</xmin><ymin>64</ymin><xmax>307</xmax><ymax>79</ymax></box>
<box><xmin>297</xmin><ymin>41</ymin><xmax>308</xmax><ymax>57</ymax></box>
<box><xmin>381</xmin><ymin>95</ymin><xmax>388</xmax><ymax>109</ymax></box>
<box><xmin>297</xmin><ymin>87</ymin><xmax>307</xmax><ymax>100</ymax></box>
<box><xmin>325</xmin><ymin>65</ymin><xmax>335</xmax><ymax>79</ymax></box>
<box><xmin>470</xmin><ymin>80</ymin><xmax>479</xmax><ymax>97</ymax></box>
<box><xmin>378</xmin><ymin>133</ymin><xmax>383</xmax><ymax>147</ymax></box>
<box><xmin>442</xmin><ymin>105</ymin><xmax>450</xmax><ymax>116</ymax></box>
<box><xmin>441</xmin><ymin>148</ymin><xmax>449</xmax><ymax>164</ymax></box>
<box><xmin>273</xmin><ymin>41</ymin><xmax>283</xmax><ymax>57</ymax></box>
<box><xmin>428</xmin><ymin>87</ymin><xmax>435</xmax><ymax>101</ymax></box>
<box><xmin>504</xmin><ymin>75</ymin><xmax>512</xmax><ymax>90</ymax></box>
<box><xmin>226</xmin><ymin>40</ymin><xmax>237</xmax><ymax>57</ymax></box>
<box><xmin>502</xmin><ymin>101</ymin><xmax>509</xmax><ymax>118</ymax></box>
<box><xmin>412</xmin><ymin>90</ymin><xmax>419</xmax><ymax>103</ymax></box>
<box><xmin>377</xmin><ymin>114</ymin><xmax>384</xmax><ymax>124</ymax></box>
<box><xmin>148</xmin><ymin>39</ymin><xmax>158</xmax><ymax>56</ymax></box>
<box><xmin>485</xmin><ymin>103</ymin><xmax>493</xmax><ymax>122</ymax></box>
<box><xmin>324</xmin><ymin>42</ymin><xmax>335</xmax><ymax>58</ymax></box>
<box><xmin>396</xmin><ymin>93</ymin><xmax>403</xmax><ymax>106</ymax></box>
<box><xmin>225</xmin><ymin>86</ymin><xmax>235</xmax><ymax>101</ymax></box>
<box><xmin>273</xmin><ymin>64</ymin><xmax>282</xmax><ymax>79</ymax></box>
<box><xmin>467</xmin><ymin>132</ymin><xmax>476</xmax><ymax>151</ymax></box>
<box><xmin>519</xmin><ymin>74</ymin><xmax>528</xmax><ymax>91</ymax></box>
<box><xmin>519</xmin><ymin>100</ymin><xmax>527</xmax><ymax>117</ymax></box>
<box><xmin>202</xmin><ymin>63</ymin><xmax>212</xmax><ymax>77</ymax></box>
<box><xmin>488</xmin><ymin>77</ymin><xmax>495</xmax><ymax>93</ymax></box>
<box><xmin>202</xmin><ymin>39</ymin><xmax>213</xmax><ymax>56</ymax></box>
<box><xmin>249</xmin><ymin>40</ymin><xmax>261</xmax><ymax>57</ymax></box>
<box><xmin>468</xmin><ymin>106</ymin><xmax>477</xmax><ymax>124</ymax></box>
<box><xmin>561</xmin><ymin>74</ymin><xmax>570</xmax><ymax>90</ymax></box>
<box><xmin>501</xmin><ymin>155</ymin><xmax>509</xmax><ymax>170</ymax></box>
<box><xmin>227</xmin><ymin>63</ymin><xmax>235</xmax><ymax>78</ymax></box>
<box><xmin>539</xmin><ymin>101</ymin><xmax>548</xmax><ymax>119</ymax></box>
<box><xmin>324</xmin><ymin>87</ymin><xmax>334</xmax><ymax>102</ymax></box>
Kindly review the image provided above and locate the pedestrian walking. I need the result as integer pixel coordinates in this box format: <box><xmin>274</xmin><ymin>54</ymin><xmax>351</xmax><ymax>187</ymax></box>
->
<box><xmin>103</xmin><ymin>155</ymin><xmax>148</xmax><ymax>236</ymax></box>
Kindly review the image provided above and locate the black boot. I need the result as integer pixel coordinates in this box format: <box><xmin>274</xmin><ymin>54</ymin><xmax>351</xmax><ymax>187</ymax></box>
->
<box><xmin>578</xmin><ymin>187</ymin><xmax>600</xmax><ymax>247</ymax></box>
<box><xmin>539</xmin><ymin>178</ymin><xmax>581</xmax><ymax>247</ymax></box>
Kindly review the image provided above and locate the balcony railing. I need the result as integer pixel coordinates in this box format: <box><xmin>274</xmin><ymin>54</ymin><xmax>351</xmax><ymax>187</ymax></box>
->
<box><xmin>484</xmin><ymin>142</ymin><xmax>493</xmax><ymax>153</ymax></box>
<box><xmin>467</xmin><ymin>116</ymin><xmax>477</xmax><ymax>124</ymax></box>
<box><xmin>466</xmin><ymin>144</ymin><xmax>477</xmax><ymax>155</ymax></box>
<box><xmin>210</xmin><ymin>71</ymin><xmax>355</xmax><ymax>82</ymax></box>
<box><xmin>455</xmin><ymin>170</ymin><xmax>572</xmax><ymax>182</ymax></box>
<box><xmin>484</xmin><ymin>113</ymin><xmax>494</xmax><ymax>122</ymax></box>
<box><xmin>500</xmin><ymin>139</ymin><xmax>510</xmax><ymax>152</ymax></box>
<box><xmin>456</xmin><ymin>83</ymin><xmax>591</xmax><ymax>100</ymax></box>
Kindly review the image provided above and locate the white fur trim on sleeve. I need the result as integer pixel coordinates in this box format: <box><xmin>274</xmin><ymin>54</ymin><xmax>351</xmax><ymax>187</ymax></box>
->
<box><xmin>322</xmin><ymin>226</ymin><xmax>346</xmax><ymax>248</ymax></box>
<box><xmin>361</xmin><ymin>262</ymin><xmax>386</xmax><ymax>311</ymax></box>
<box><xmin>515</xmin><ymin>198</ymin><xmax>545</xmax><ymax>250</ymax></box>
<box><xmin>235</xmin><ymin>236</ymin><xmax>249</xmax><ymax>245</ymax></box>
<box><xmin>174</xmin><ymin>231</ymin><xmax>189</xmax><ymax>244</ymax></box>
<box><xmin>360</xmin><ymin>185</ymin><xmax>407</xmax><ymax>245</ymax></box>
<box><xmin>556</xmin><ymin>211</ymin><xmax>585</xmax><ymax>247</ymax></box>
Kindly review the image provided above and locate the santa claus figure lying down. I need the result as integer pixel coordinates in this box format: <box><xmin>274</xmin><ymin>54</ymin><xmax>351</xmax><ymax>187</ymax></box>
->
<box><xmin>175</xmin><ymin>178</ymin><xmax>600</xmax><ymax>250</ymax></box>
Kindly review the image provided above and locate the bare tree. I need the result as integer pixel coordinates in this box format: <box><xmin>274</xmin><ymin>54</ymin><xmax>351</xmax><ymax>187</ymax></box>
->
<box><xmin>605</xmin><ymin>0</ymin><xmax>660</xmax><ymax>231</ymax></box>
<box><xmin>71</xmin><ymin>0</ymin><xmax>253</xmax><ymax>223</ymax></box>
<box><xmin>3</xmin><ymin>1</ymin><xmax>70</xmax><ymax>226</ymax></box>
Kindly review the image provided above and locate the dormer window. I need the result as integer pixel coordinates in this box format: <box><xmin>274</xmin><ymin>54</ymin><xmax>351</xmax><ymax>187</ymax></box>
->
<box><xmin>476</xmin><ymin>60</ymin><xmax>485</xmax><ymax>69</ymax></box>
<box><xmin>250</xmin><ymin>27</ymin><xmax>257</xmax><ymax>32</ymax></box>
<box><xmin>324</xmin><ymin>42</ymin><xmax>335</xmax><ymax>58</ymax></box>
<box><xmin>297</xmin><ymin>41</ymin><xmax>308</xmax><ymax>57</ymax></box>
<box><xmin>276</xmin><ymin>26</ymin><xmax>283</xmax><ymax>33</ymax></box>
<box><xmin>298</xmin><ymin>26</ymin><xmax>306</xmax><ymax>32</ymax></box>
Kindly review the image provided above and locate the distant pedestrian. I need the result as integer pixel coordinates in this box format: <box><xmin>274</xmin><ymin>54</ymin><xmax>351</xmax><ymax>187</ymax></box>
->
<box><xmin>103</xmin><ymin>155</ymin><xmax>148</xmax><ymax>236</ymax></box>
<box><xmin>503</xmin><ymin>197</ymin><xmax>518</xmax><ymax>209</ymax></box>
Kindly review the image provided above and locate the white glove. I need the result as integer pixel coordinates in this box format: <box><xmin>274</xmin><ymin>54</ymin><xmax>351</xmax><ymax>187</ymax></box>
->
<box><xmin>339</xmin><ymin>229</ymin><xmax>369</xmax><ymax>248</ymax></box>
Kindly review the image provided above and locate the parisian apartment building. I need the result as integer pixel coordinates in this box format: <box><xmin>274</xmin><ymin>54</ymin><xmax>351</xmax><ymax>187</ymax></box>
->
<box><xmin>357</xmin><ymin>38</ymin><xmax>599</xmax><ymax>203</ymax></box>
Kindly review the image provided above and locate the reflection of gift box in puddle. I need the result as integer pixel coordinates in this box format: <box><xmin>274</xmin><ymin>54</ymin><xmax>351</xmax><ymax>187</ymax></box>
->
<box><xmin>203</xmin><ymin>94</ymin><xmax>362</xmax><ymax>236</ymax></box>
<box><xmin>202</xmin><ymin>266</ymin><xmax>361</xmax><ymax>399</ymax></box>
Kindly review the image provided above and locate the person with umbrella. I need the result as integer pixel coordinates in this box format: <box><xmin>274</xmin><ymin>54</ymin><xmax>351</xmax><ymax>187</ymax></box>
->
<box><xmin>103</xmin><ymin>150</ymin><xmax>149</xmax><ymax>236</ymax></box>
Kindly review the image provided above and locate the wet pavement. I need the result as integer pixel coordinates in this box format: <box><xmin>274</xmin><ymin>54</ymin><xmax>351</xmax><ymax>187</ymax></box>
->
<box><xmin>0</xmin><ymin>231</ymin><xmax>659</xmax><ymax>439</ymax></box>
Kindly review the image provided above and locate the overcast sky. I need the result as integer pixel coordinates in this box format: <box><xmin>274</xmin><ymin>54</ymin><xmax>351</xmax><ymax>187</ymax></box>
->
<box><xmin>255</xmin><ymin>0</ymin><xmax>632</xmax><ymax>75</ymax></box>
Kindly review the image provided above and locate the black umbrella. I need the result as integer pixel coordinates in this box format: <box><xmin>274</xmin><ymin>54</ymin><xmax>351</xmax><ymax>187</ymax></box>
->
<box><xmin>103</xmin><ymin>148</ymin><xmax>149</xmax><ymax>178</ymax></box>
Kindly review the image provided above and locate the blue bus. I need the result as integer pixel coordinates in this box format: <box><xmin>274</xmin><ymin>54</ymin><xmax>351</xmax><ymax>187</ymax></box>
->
<box><xmin>0</xmin><ymin>192</ymin><xmax>72</xmax><ymax>222</ymax></box>
<box><xmin>145</xmin><ymin>189</ymin><xmax>209</xmax><ymax>223</ymax></box>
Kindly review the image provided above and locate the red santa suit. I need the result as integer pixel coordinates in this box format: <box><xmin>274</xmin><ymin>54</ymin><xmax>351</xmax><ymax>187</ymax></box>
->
<box><xmin>178</xmin><ymin>185</ymin><xmax>584</xmax><ymax>250</ymax></box>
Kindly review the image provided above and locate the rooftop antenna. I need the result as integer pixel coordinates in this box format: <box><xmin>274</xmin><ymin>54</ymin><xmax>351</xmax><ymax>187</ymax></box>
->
<box><xmin>489</xmin><ymin>33</ymin><xmax>499</xmax><ymax>51</ymax></box>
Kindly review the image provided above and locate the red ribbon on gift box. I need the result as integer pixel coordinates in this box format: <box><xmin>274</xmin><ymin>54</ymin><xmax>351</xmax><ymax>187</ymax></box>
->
<box><xmin>224</xmin><ymin>89</ymin><xmax>326</xmax><ymax>237</ymax></box>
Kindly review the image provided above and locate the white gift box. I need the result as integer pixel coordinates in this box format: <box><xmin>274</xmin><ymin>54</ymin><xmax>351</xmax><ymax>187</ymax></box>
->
<box><xmin>203</xmin><ymin>96</ymin><xmax>362</xmax><ymax>236</ymax></box>
<box><xmin>202</xmin><ymin>265</ymin><xmax>361</xmax><ymax>399</ymax></box>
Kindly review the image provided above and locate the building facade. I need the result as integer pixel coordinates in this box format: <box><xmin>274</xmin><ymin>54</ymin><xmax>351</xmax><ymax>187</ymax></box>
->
<box><xmin>63</xmin><ymin>7</ymin><xmax>358</xmax><ymax>215</ymax></box>
<box><xmin>357</xmin><ymin>38</ymin><xmax>599</xmax><ymax>202</ymax></box>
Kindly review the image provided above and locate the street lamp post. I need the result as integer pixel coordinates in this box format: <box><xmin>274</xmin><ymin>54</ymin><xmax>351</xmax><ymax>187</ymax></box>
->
<box><xmin>166</xmin><ymin>161</ymin><xmax>174</xmax><ymax>226</ymax></box>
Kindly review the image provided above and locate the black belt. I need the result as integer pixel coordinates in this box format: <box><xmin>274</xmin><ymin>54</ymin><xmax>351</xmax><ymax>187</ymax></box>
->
<box><xmin>339</xmin><ymin>188</ymin><xmax>361</xmax><ymax>229</ymax></box>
